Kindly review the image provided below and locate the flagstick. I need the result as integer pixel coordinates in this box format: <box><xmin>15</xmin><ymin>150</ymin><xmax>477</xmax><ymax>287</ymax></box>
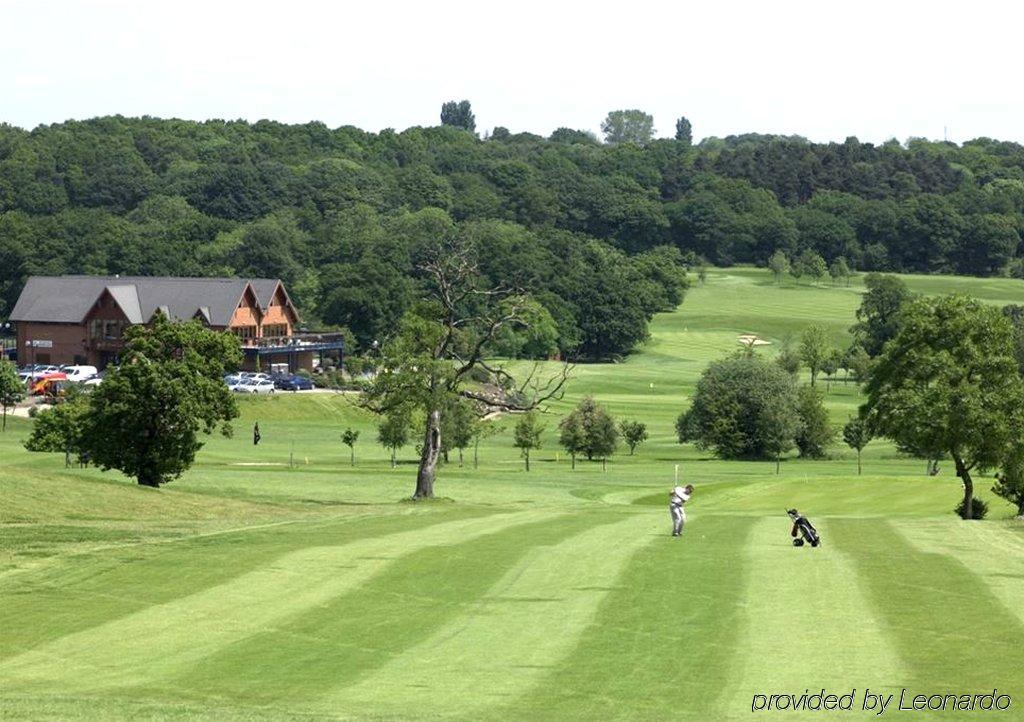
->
<box><xmin>674</xmin><ymin>464</ymin><xmax>679</xmax><ymax>485</ymax></box>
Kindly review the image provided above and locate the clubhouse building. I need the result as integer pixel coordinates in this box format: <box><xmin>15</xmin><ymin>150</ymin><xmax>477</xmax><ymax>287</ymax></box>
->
<box><xmin>9</xmin><ymin>275</ymin><xmax>342</xmax><ymax>372</ymax></box>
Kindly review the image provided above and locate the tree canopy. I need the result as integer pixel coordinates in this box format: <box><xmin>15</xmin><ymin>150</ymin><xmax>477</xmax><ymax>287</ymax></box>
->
<box><xmin>71</xmin><ymin>315</ymin><xmax>240</xmax><ymax>486</ymax></box>
<box><xmin>1</xmin><ymin>115</ymin><xmax>1021</xmax><ymax>352</ymax></box>
<box><xmin>677</xmin><ymin>355</ymin><xmax>802</xmax><ymax>461</ymax></box>
<box><xmin>864</xmin><ymin>295</ymin><xmax>1024</xmax><ymax>519</ymax></box>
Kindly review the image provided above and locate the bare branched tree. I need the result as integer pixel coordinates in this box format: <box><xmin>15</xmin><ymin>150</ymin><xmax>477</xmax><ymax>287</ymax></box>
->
<box><xmin>362</xmin><ymin>237</ymin><xmax>572</xmax><ymax>498</ymax></box>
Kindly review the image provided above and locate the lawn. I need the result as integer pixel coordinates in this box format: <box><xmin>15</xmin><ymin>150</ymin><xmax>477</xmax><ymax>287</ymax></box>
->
<box><xmin>1</xmin><ymin>268</ymin><xmax>1022</xmax><ymax>721</ymax></box>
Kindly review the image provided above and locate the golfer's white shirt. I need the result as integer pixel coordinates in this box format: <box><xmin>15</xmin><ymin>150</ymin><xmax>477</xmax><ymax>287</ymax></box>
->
<box><xmin>670</xmin><ymin>486</ymin><xmax>690</xmax><ymax>506</ymax></box>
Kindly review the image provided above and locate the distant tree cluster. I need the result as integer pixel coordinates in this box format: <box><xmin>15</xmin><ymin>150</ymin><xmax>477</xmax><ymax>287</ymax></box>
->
<box><xmin>2</xmin><ymin>109</ymin><xmax>1021</xmax><ymax>356</ymax></box>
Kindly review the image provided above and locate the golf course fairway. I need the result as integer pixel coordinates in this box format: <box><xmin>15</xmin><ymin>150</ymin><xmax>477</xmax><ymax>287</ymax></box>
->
<box><xmin>2</xmin><ymin>268</ymin><xmax>1022</xmax><ymax>720</ymax></box>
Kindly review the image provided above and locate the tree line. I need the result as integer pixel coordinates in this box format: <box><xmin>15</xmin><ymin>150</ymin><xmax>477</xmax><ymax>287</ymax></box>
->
<box><xmin>2</xmin><ymin>106</ymin><xmax>1022</xmax><ymax>358</ymax></box>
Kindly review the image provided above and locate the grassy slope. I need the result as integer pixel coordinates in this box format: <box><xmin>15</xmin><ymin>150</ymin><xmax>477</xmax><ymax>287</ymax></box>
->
<box><xmin>1</xmin><ymin>267</ymin><xmax>1022</xmax><ymax>721</ymax></box>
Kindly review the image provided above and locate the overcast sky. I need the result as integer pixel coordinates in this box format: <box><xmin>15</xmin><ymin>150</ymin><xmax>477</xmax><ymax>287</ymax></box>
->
<box><xmin>2</xmin><ymin>0</ymin><xmax>1021</xmax><ymax>145</ymax></box>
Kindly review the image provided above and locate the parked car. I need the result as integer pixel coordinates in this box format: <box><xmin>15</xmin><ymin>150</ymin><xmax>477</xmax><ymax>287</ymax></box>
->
<box><xmin>224</xmin><ymin>373</ymin><xmax>244</xmax><ymax>387</ymax></box>
<box><xmin>227</xmin><ymin>376</ymin><xmax>251</xmax><ymax>392</ymax></box>
<box><xmin>61</xmin><ymin>365</ymin><xmax>98</xmax><ymax>382</ymax></box>
<box><xmin>18</xmin><ymin>364</ymin><xmax>59</xmax><ymax>382</ymax></box>
<box><xmin>247</xmin><ymin>379</ymin><xmax>276</xmax><ymax>394</ymax></box>
<box><xmin>233</xmin><ymin>378</ymin><xmax>275</xmax><ymax>394</ymax></box>
<box><xmin>274</xmin><ymin>374</ymin><xmax>315</xmax><ymax>391</ymax></box>
<box><xmin>83</xmin><ymin>370</ymin><xmax>106</xmax><ymax>386</ymax></box>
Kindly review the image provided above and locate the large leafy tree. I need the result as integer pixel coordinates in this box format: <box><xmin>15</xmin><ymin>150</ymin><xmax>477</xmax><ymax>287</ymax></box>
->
<box><xmin>440</xmin><ymin>100</ymin><xmax>476</xmax><ymax>133</ymax></box>
<box><xmin>83</xmin><ymin>315</ymin><xmax>241</xmax><ymax>487</ymax></box>
<box><xmin>601</xmin><ymin>110</ymin><xmax>655</xmax><ymax>145</ymax></box>
<box><xmin>850</xmin><ymin>273</ymin><xmax>912</xmax><ymax>356</ymax></box>
<box><xmin>558</xmin><ymin>396</ymin><xmax>619</xmax><ymax>463</ymax></box>
<box><xmin>799</xmin><ymin>325</ymin><xmax>832</xmax><ymax>386</ymax></box>
<box><xmin>864</xmin><ymin>295</ymin><xmax>1024</xmax><ymax>519</ymax></box>
<box><xmin>24</xmin><ymin>389</ymin><xmax>90</xmax><ymax>465</ymax></box>
<box><xmin>362</xmin><ymin>236</ymin><xmax>571</xmax><ymax>498</ymax></box>
<box><xmin>677</xmin><ymin>355</ymin><xmax>802</xmax><ymax>462</ymax></box>
<box><xmin>674</xmin><ymin>117</ymin><xmax>693</xmax><ymax>146</ymax></box>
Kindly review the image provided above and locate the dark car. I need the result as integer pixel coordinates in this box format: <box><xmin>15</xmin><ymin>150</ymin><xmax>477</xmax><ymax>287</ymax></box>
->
<box><xmin>273</xmin><ymin>374</ymin><xmax>315</xmax><ymax>391</ymax></box>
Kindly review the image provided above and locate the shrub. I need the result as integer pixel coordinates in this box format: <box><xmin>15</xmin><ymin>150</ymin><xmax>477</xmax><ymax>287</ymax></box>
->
<box><xmin>955</xmin><ymin>496</ymin><xmax>988</xmax><ymax>520</ymax></box>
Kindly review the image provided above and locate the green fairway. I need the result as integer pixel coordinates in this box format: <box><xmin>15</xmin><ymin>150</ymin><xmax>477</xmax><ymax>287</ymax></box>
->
<box><xmin>2</xmin><ymin>268</ymin><xmax>1023</xmax><ymax>721</ymax></box>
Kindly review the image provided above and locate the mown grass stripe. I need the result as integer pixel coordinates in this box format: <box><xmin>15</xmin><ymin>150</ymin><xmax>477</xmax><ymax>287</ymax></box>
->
<box><xmin>896</xmin><ymin>520</ymin><xmax>1024</xmax><ymax>628</ymax></box>
<box><xmin>501</xmin><ymin>514</ymin><xmax>753</xmax><ymax>721</ymax></box>
<box><xmin>317</xmin><ymin>510</ymin><xmax>658</xmax><ymax>719</ymax></box>
<box><xmin>720</xmin><ymin>517</ymin><xmax>906</xmax><ymax>721</ymax></box>
<box><xmin>832</xmin><ymin>518</ymin><xmax>1024</xmax><ymax>702</ymax></box>
<box><xmin>0</xmin><ymin>510</ymin><xmax>555</xmax><ymax>694</ymax></box>
<box><xmin>164</xmin><ymin>510</ymin><xmax>617</xmax><ymax>705</ymax></box>
<box><xmin>0</xmin><ymin>508</ymin><xmax>485</xmax><ymax>662</ymax></box>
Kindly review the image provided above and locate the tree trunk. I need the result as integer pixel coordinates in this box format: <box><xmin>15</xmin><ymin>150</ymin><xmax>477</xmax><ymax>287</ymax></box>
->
<box><xmin>390</xmin><ymin>449</ymin><xmax>396</xmax><ymax>469</ymax></box>
<box><xmin>2</xmin><ymin>405</ymin><xmax>6</xmax><ymax>431</ymax></box>
<box><xmin>571</xmin><ymin>453</ymin><xmax>576</xmax><ymax>470</ymax></box>
<box><xmin>137</xmin><ymin>468</ymin><xmax>160</xmax><ymax>487</ymax></box>
<box><xmin>524</xmin><ymin>450</ymin><xmax>530</xmax><ymax>472</ymax></box>
<box><xmin>458</xmin><ymin>448</ymin><xmax>463</xmax><ymax>467</ymax></box>
<box><xmin>473</xmin><ymin>439</ymin><xmax>479</xmax><ymax>469</ymax></box>
<box><xmin>414</xmin><ymin>409</ymin><xmax>441</xmax><ymax>498</ymax></box>
<box><xmin>954</xmin><ymin>455</ymin><xmax>974</xmax><ymax>519</ymax></box>
<box><xmin>776</xmin><ymin>456</ymin><xmax>780</xmax><ymax>475</ymax></box>
<box><xmin>602</xmin><ymin>457</ymin><xmax>607</xmax><ymax>472</ymax></box>
<box><xmin>350</xmin><ymin>448</ymin><xmax>355</xmax><ymax>467</ymax></box>
<box><xmin>857</xmin><ymin>449</ymin><xmax>862</xmax><ymax>476</ymax></box>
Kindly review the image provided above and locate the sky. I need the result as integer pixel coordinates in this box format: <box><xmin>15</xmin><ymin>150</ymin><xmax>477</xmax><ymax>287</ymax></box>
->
<box><xmin>2</xmin><ymin>0</ymin><xmax>1021</xmax><ymax>145</ymax></box>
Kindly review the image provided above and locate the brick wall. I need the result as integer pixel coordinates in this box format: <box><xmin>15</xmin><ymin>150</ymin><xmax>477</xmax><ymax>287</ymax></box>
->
<box><xmin>16</xmin><ymin>322</ymin><xmax>89</xmax><ymax>366</ymax></box>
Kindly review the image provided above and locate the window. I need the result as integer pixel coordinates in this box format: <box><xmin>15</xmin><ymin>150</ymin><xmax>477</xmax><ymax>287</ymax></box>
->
<box><xmin>232</xmin><ymin>326</ymin><xmax>257</xmax><ymax>340</ymax></box>
<box><xmin>263</xmin><ymin>324</ymin><xmax>287</xmax><ymax>338</ymax></box>
<box><xmin>103</xmin><ymin>320</ymin><xmax>123</xmax><ymax>340</ymax></box>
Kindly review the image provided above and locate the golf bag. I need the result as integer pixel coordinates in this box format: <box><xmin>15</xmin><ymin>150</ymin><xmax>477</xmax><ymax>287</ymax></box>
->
<box><xmin>787</xmin><ymin>509</ymin><xmax>820</xmax><ymax>547</ymax></box>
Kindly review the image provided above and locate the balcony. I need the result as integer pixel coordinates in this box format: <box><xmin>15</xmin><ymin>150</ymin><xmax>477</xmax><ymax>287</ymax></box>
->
<box><xmin>241</xmin><ymin>332</ymin><xmax>347</xmax><ymax>356</ymax></box>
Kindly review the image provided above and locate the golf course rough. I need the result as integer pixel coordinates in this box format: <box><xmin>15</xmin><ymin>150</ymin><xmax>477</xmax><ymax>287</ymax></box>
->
<box><xmin>1</xmin><ymin>268</ymin><xmax>1022</xmax><ymax>721</ymax></box>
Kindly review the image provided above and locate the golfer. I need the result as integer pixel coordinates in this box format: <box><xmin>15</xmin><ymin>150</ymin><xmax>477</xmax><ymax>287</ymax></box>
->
<box><xmin>669</xmin><ymin>483</ymin><xmax>693</xmax><ymax>537</ymax></box>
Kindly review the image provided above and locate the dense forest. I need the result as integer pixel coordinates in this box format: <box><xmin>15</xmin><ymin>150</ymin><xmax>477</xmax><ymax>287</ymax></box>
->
<box><xmin>1</xmin><ymin>108</ymin><xmax>1022</xmax><ymax>358</ymax></box>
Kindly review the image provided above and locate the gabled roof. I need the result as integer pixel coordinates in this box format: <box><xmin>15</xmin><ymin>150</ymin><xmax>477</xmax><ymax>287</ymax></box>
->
<box><xmin>10</xmin><ymin>276</ymin><xmax>287</xmax><ymax>326</ymax></box>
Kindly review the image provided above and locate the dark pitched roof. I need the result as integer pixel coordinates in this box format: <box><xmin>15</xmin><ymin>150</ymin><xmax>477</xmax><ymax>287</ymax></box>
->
<box><xmin>10</xmin><ymin>276</ymin><xmax>286</xmax><ymax>326</ymax></box>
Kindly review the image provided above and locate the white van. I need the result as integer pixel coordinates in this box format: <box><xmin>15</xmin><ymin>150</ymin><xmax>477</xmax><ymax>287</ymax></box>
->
<box><xmin>62</xmin><ymin>365</ymin><xmax>99</xmax><ymax>382</ymax></box>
